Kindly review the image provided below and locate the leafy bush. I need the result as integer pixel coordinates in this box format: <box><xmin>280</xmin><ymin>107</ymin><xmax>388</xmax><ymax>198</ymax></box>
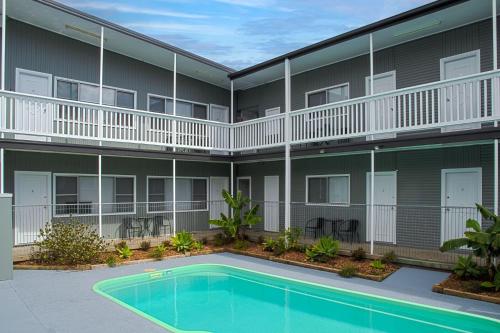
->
<box><xmin>381</xmin><ymin>250</ymin><xmax>397</xmax><ymax>264</ymax></box>
<box><xmin>162</xmin><ymin>240</ymin><xmax>171</xmax><ymax>248</ymax></box>
<box><xmin>233</xmin><ymin>239</ymin><xmax>249</xmax><ymax>250</ymax></box>
<box><xmin>370</xmin><ymin>260</ymin><xmax>385</xmax><ymax>270</ymax></box>
<box><xmin>114</xmin><ymin>240</ymin><xmax>127</xmax><ymax>251</ymax></box>
<box><xmin>139</xmin><ymin>241</ymin><xmax>151</xmax><ymax>251</ymax></box>
<box><xmin>305</xmin><ymin>237</ymin><xmax>339</xmax><ymax>262</ymax></box>
<box><xmin>150</xmin><ymin>244</ymin><xmax>167</xmax><ymax>260</ymax></box>
<box><xmin>273</xmin><ymin>238</ymin><xmax>286</xmax><ymax>256</ymax></box>
<box><xmin>193</xmin><ymin>241</ymin><xmax>204</xmax><ymax>251</ymax></box>
<box><xmin>32</xmin><ymin>220</ymin><xmax>106</xmax><ymax>265</ymax></box>
<box><xmin>105</xmin><ymin>255</ymin><xmax>117</xmax><ymax>268</ymax></box>
<box><xmin>352</xmin><ymin>247</ymin><xmax>366</xmax><ymax>261</ymax></box>
<box><xmin>284</xmin><ymin>227</ymin><xmax>302</xmax><ymax>251</ymax></box>
<box><xmin>440</xmin><ymin>204</ymin><xmax>500</xmax><ymax>281</ymax></box>
<box><xmin>209</xmin><ymin>190</ymin><xmax>262</xmax><ymax>240</ymax></box>
<box><xmin>213</xmin><ymin>233</ymin><xmax>231</xmax><ymax>247</ymax></box>
<box><xmin>171</xmin><ymin>231</ymin><xmax>194</xmax><ymax>253</ymax></box>
<box><xmin>262</xmin><ymin>238</ymin><xmax>277</xmax><ymax>252</ymax></box>
<box><xmin>339</xmin><ymin>264</ymin><xmax>357</xmax><ymax>278</ymax></box>
<box><xmin>117</xmin><ymin>244</ymin><xmax>132</xmax><ymax>259</ymax></box>
<box><xmin>481</xmin><ymin>271</ymin><xmax>500</xmax><ymax>291</ymax></box>
<box><xmin>453</xmin><ymin>255</ymin><xmax>481</xmax><ymax>280</ymax></box>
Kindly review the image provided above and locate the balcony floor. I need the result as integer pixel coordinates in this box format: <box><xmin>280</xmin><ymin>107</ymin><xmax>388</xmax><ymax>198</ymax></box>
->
<box><xmin>1</xmin><ymin>253</ymin><xmax>499</xmax><ymax>333</ymax></box>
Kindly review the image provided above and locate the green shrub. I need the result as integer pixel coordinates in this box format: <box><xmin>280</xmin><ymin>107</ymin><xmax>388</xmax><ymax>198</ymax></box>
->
<box><xmin>114</xmin><ymin>240</ymin><xmax>127</xmax><ymax>250</ymax></box>
<box><xmin>193</xmin><ymin>241</ymin><xmax>204</xmax><ymax>251</ymax></box>
<box><xmin>284</xmin><ymin>227</ymin><xmax>302</xmax><ymax>250</ymax></box>
<box><xmin>339</xmin><ymin>264</ymin><xmax>357</xmax><ymax>278</ymax></box>
<box><xmin>453</xmin><ymin>255</ymin><xmax>481</xmax><ymax>280</ymax></box>
<box><xmin>233</xmin><ymin>239</ymin><xmax>249</xmax><ymax>250</ymax></box>
<box><xmin>162</xmin><ymin>240</ymin><xmax>171</xmax><ymax>248</ymax></box>
<box><xmin>262</xmin><ymin>238</ymin><xmax>277</xmax><ymax>252</ymax></box>
<box><xmin>105</xmin><ymin>255</ymin><xmax>117</xmax><ymax>268</ymax></box>
<box><xmin>213</xmin><ymin>233</ymin><xmax>230</xmax><ymax>247</ymax></box>
<box><xmin>139</xmin><ymin>241</ymin><xmax>151</xmax><ymax>251</ymax></box>
<box><xmin>481</xmin><ymin>271</ymin><xmax>500</xmax><ymax>291</ymax></box>
<box><xmin>32</xmin><ymin>220</ymin><xmax>106</xmax><ymax>265</ymax></box>
<box><xmin>273</xmin><ymin>238</ymin><xmax>286</xmax><ymax>256</ymax></box>
<box><xmin>116</xmin><ymin>244</ymin><xmax>132</xmax><ymax>259</ymax></box>
<box><xmin>381</xmin><ymin>250</ymin><xmax>397</xmax><ymax>264</ymax></box>
<box><xmin>352</xmin><ymin>247</ymin><xmax>366</xmax><ymax>261</ymax></box>
<box><xmin>305</xmin><ymin>237</ymin><xmax>339</xmax><ymax>262</ymax></box>
<box><xmin>171</xmin><ymin>231</ymin><xmax>194</xmax><ymax>253</ymax></box>
<box><xmin>370</xmin><ymin>260</ymin><xmax>385</xmax><ymax>270</ymax></box>
<box><xmin>150</xmin><ymin>244</ymin><xmax>167</xmax><ymax>260</ymax></box>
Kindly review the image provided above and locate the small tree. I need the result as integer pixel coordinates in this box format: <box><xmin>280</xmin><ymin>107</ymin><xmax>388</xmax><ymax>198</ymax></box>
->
<box><xmin>440</xmin><ymin>204</ymin><xmax>500</xmax><ymax>281</ymax></box>
<box><xmin>209</xmin><ymin>190</ymin><xmax>261</xmax><ymax>240</ymax></box>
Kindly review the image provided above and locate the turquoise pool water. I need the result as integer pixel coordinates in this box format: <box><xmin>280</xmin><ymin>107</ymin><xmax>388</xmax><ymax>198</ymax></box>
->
<box><xmin>94</xmin><ymin>264</ymin><xmax>500</xmax><ymax>333</ymax></box>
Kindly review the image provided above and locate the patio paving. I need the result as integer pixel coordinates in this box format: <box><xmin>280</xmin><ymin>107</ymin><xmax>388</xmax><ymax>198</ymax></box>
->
<box><xmin>1</xmin><ymin>252</ymin><xmax>499</xmax><ymax>333</ymax></box>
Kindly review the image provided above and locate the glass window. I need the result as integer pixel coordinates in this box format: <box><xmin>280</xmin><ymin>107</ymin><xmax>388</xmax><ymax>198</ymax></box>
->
<box><xmin>172</xmin><ymin>178</ymin><xmax>208</xmax><ymax>211</ymax></box>
<box><xmin>307</xmin><ymin>91</ymin><xmax>327</xmax><ymax>107</ymax></box>
<box><xmin>176</xmin><ymin>101</ymin><xmax>192</xmax><ymax>117</ymax></box>
<box><xmin>193</xmin><ymin>104</ymin><xmax>207</xmax><ymax>120</ymax></box>
<box><xmin>102</xmin><ymin>87</ymin><xmax>116</xmax><ymax>106</ymax></box>
<box><xmin>55</xmin><ymin>176</ymin><xmax>78</xmax><ymax>214</ymax></box>
<box><xmin>115</xmin><ymin>177</ymin><xmax>134</xmax><ymax>213</ymax></box>
<box><xmin>117</xmin><ymin>91</ymin><xmax>135</xmax><ymax>109</ymax></box>
<box><xmin>149</xmin><ymin>97</ymin><xmax>165</xmax><ymax>113</ymax></box>
<box><xmin>79</xmin><ymin>83</ymin><xmax>99</xmax><ymax>104</ymax></box>
<box><xmin>307</xmin><ymin>175</ymin><xmax>349</xmax><ymax>205</ymax></box>
<box><xmin>56</xmin><ymin>80</ymin><xmax>78</xmax><ymax>100</ymax></box>
<box><xmin>327</xmin><ymin>85</ymin><xmax>349</xmax><ymax>103</ymax></box>
<box><xmin>147</xmin><ymin>177</ymin><xmax>173</xmax><ymax>212</ymax></box>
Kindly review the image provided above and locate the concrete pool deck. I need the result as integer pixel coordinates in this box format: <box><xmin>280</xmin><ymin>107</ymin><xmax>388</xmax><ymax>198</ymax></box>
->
<box><xmin>1</xmin><ymin>253</ymin><xmax>499</xmax><ymax>333</ymax></box>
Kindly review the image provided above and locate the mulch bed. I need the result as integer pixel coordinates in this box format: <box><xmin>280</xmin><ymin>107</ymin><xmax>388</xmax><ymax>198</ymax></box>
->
<box><xmin>228</xmin><ymin>242</ymin><xmax>398</xmax><ymax>281</ymax></box>
<box><xmin>433</xmin><ymin>274</ymin><xmax>500</xmax><ymax>304</ymax></box>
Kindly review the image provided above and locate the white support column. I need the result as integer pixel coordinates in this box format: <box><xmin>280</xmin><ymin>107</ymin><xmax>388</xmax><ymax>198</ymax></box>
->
<box><xmin>495</xmin><ymin>139</ymin><xmax>498</xmax><ymax>215</ymax></box>
<box><xmin>230</xmin><ymin>162</ymin><xmax>234</xmax><ymax>196</ymax></box>
<box><xmin>172</xmin><ymin>53</ymin><xmax>177</xmax><ymax>151</ymax></box>
<box><xmin>172</xmin><ymin>159</ymin><xmax>176</xmax><ymax>235</ymax></box>
<box><xmin>98</xmin><ymin>155</ymin><xmax>102</xmax><ymax>237</ymax></box>
<box><xmin>370</xmin><ymin>150</ymin><xmax>375</xmax><ymax>255</ymax></box>
<box><xmin>494</xmin><ymin>0</ymin><xmax>498</xmax><ymax>71</ymax></box>
<box><xmin>230</xmin><ymin>80</ymin><xmax>234</xmax><ymax>152</ymax></box>
<box><xmin>1</xmin><ymin>0</ymin><xmax>6</xmax><ymax>91</ymax></box>
<box><xmin>368</xmin><ymin>33</ymin><xmax>375</xmax><ymax>138</ymax></box>
<box><xmin>98</xmin><ymin>27</ymin><xmax>104</xmax><ymax>145</ymax></box>
<box><xmin>284</xmin><ymin>58</ymin><xmax>291</xmax><ymax>231</ymax></box>
<box><xmin>369</xmin><ymin>33</ymin><xmax>374</xmax><ymax>96</ymax></box>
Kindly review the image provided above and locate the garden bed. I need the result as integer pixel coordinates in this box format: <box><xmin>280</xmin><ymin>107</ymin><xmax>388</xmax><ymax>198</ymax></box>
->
<box><xmin>432</xmin><ymin>275</ymin><xmax>500</xmax><ymax>304</ymax></box>
<box><xmin>227</xmin><ymin>242</ymin><xmax>398</xmax><ymax>282</ymax></box>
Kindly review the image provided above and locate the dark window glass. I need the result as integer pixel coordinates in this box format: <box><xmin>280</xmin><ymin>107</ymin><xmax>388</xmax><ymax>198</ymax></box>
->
<box><xmin>149</xmin><ymin>97</ymin><xmax>165</xmax><ymax>113</ymax></box>
<box><xmin>57</xmin><ymin>81</ymin><xmax>78</xmax><ymax>100</ymax></box>
<box><xmin>308</xmin><ymin>177</ymin><xmax>327</xmax><ymax>203</ymax></box>
<box><xmin>55</xmin><ymin>176</ymin><xmax>78</xmax><ymax>214</ymax></box>
<box><xmin>307</xmin><ymin>91</ymin><xmax>327</xmax><ymax>107</ymax></box>
<box><xmin>193</xmin><ymin>104</ymin><xmax>207</xmax><ymax>119</ymax></box>
<box><xmin>192</xmin><ymin>179</ymin><xmax>207</xmax><ymax>209</ymax></box>
<box><xmin>148</xmin><ymin>178</ymin><xmax>165</xmax><ymax>202</ymax></box>
<box><xmin>115</xmin><ymin>177</ymin><xmax>134</xmax><ymax>213</ymax></box>
<box><xmin>116</xmin><ymin>91</ymin><xmax>134</xmax><ymax>109</ymax></box>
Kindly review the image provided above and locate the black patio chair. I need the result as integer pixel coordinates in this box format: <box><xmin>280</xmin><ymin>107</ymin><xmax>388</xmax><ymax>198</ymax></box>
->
<box><xmin>123</xmin><ymin>217</ymin><xmax>141</xmax><ymax>239</ymax></box>
<box><xmin>305</xmin><ymin>217</ymin><xmax>326</xmax><ymax>238</ymax></box>
<box><xmin>337</xmin><ymin>219</ymin><xmax>359</xmax><ymax>243</ymax></box>
<box><xmin>152</xmin><ymin>215</ymin><xmax>173</xmax><ymax>236</ymax></box>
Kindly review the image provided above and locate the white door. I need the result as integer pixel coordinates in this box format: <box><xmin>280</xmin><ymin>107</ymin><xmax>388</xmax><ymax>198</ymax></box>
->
<box><xmin>441</xmin><ymin>168</ymin><xmax>481</xmax><ymax>245</ymax></box>
<box><xmin>210</xmin><ymin>177</ymin><xmax>229</xmax><ymax>227</ymax></box>
<box><xmin>440</xmin><ymin>51</ymin><xmax>480</xmax><ymax>131</ymax></box>
<box><xmin>209</xmin><ymin>104</ymin><xmax>229</xmax><ymax>155</ymax></box>
<box><xmin>15</xmin><ymin>68</ymin><xmax>53</xmax><ymax>141</ymax></box>
<box><xmin>14</xmin><ymin>171</ymin><xmax>51</xmax><ymax>245</ymax></box>
<box><xmin>366</xmin><ymin>171</ymin><xmax>397</xmax><ymax>244</ymax></box>
<box><xmin>264</xmin><ymin>175</ymin><xmax>279</xmax><ymax>232</ymax></box>
<box><xmin>365</xmin><ymin>71</ymin><xmax>396</xmax><ymax>139</ymax></box>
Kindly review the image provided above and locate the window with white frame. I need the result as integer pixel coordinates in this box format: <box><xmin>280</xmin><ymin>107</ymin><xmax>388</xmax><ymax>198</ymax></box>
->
<box><xmin>306</xmin><ymin>174</ymin><xmax>350</xmax><ymax>205</ymax></box>
<box><xmin>147</xmin><ymin>94</ymin><xmax>208</xmax><ymax>120</ymax></box>
<box><xmin>54</xmin><ymin>175</ymin><xmax>135</xmax><ymax>215</ymax></box>
<box><xmin>306</xmin><ymin>83</ymin><xmax>349</xmax><ymax>108</ymax></box>
<box><xmin>147</xmin><ymin>176</ymin><xmax>208</xmax><ymax>212</ymax></box>
<box><xmin>56</xmin><ymin>78</ymin><xmax>136</xmax><ymax>109</ymax></box>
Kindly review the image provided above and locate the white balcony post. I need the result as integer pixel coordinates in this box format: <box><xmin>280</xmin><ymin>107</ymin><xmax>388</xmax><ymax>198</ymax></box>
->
<box><xmin>98</xmin><ymin>27</ymin><xmax>104</xmax><ymax>144</ymax></box>
<box><xmin>1</xmin><ymin>0</ymin><xmax>6</xmax><ymax>92</ymax></box>
<box><xmin>172</xmin><ymin>53</ymin><xmax>177</xmax><ymax>151</ymax></box>
<box><xmin>172</xmin><ymin>159</ymin><xmax>176</xmax><ymax>235</ymax></box>
<box><xmin>230</xmin><ymin>80</ymin><xmax>234</xmax><ymax>151</ymax></box>
<box><xmin>494</xmin><ymin>0</ymin><xmax>499</xmax><ymax>126</ymax></box>
<box><xmin>495</xmin><ymin>140</ymin><xmax>498</xmax><ymax>215</ymax></box>
<box><xmin>98</xmin><ymin>155</ymin><xmax>102</xmax><ymax>237</ymax></box>
<box><xmin>284</xmin><ymin>58</ymin><xmax>291</xmax><ymax>231</ymax></box>
<box><xmin>370</xmin><ymin>150</ymin><xmax>375</xmax><ymax>255</ymax></box>
<box><xmin>230</xmin><ymin>162</ymin><xmax>234</xmax><ymax>196</ymax></box>
<box><xmin>369</xmin><ymin>33</ymin><xmax>375</xmax><ymax>137</ymax></box>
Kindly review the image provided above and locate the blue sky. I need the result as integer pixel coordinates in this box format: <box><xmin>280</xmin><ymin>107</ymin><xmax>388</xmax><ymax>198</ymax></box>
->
<box><xmin>59</xmin><ymin>0</ymin><xmax>434</xmax><ymax>69</ymax></box>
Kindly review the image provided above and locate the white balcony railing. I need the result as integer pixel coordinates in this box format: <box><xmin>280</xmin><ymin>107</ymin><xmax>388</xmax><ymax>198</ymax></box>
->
<box><xmin>1</xmin><ymin>70</ymin><xmax>500</xmax><ymax>153</ymax></box>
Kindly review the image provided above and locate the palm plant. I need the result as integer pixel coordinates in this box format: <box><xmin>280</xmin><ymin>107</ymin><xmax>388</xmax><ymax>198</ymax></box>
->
<box><xmin>440</xmin><ymin>204</ymin><xmax>500</xmax><ymax>280</ymax></box>
<box><xmin>209</xmin><ymin>190</ymin><xmax>261</xmax><ymax>240</ymax></box>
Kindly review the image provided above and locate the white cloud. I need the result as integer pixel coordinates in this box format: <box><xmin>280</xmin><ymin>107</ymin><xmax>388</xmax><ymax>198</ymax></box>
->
<box><xmin>124</xmin><ymin>22</ymin><xmax>228</xmax><ymax>36</ymax></box>
<box><xmin>69</xmin><ymin>1</ymin><xmax>208</xmax><ymax>19</ymax></box>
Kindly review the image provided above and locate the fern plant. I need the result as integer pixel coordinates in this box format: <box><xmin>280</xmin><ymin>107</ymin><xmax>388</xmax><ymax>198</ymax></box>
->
<box><xmin>453</xmin><ymin>255</ymin><xmax>481</xmax><ymax>279</ymax></box>
<box><xmin>209</xmin><ymin>190</ymin><xmax>262</xmax><ymax>240</ymax></box>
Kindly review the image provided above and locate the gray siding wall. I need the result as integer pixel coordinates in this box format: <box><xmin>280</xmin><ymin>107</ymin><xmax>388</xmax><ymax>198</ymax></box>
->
<box><xmin>236</xmin><ymin>18</ymin><xmax>497</xmax><ymax>119</ymax></box>
<box><xmin>6</xmin><ymin>19</ymin><xmax>230</xmax><ymax>111</ymax></box>
<box><xmin>235</xmin><ymin>145</ymin><xmax>495</xmax><ymax>249</ymax></box>
<box><xmin>6</xmin><ymin>151</ymin><xmax>230</xmax><ymax>237</ymax></box>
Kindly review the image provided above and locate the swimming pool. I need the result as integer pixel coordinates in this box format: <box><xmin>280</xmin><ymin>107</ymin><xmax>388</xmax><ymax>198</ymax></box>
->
<box><xmin>94</xmin><ymin>264</ymin><xmax>500</xmax><ymax>333</ymax></box>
